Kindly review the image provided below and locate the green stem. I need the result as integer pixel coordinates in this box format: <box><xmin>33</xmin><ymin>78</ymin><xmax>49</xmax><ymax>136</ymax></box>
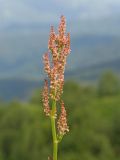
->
<box><xmin>51</xmin><ymin>100</ymin><xmax>58</xmax><ymax>160</ymax></box>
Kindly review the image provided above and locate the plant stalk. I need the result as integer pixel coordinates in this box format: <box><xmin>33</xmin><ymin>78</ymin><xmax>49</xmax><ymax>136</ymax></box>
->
<box><xmin>51</xmin><ymin>100</ymin><xmax>58</xmax><ymax>160</ymax></box>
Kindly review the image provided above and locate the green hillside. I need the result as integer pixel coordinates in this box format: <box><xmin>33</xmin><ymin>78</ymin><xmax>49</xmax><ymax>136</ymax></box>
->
<box><xmin>0</xmin><ymin>72</ymin><xmax>120</xmax><ymax>160</ymax></box>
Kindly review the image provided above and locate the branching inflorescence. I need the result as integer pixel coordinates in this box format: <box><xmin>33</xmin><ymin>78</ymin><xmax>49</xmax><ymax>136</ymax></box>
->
<box><xmin>42</xmin><ymin>16</ymin><xmax>70</xmax><ymax>160</ymax></box>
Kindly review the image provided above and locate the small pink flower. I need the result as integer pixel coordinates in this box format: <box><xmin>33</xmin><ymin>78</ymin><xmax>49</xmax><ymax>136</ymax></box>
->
<box><xmin>42</xmin><ymin>79</ymin><xmax>50</xmax><ymax>116</ymax></box>
<box><xmin>43</xmin><ymin>53</ymin><xmax>51</xmax><ymax>77</ymax></box>
<box><xmin>57</xmin><ymin>101</ymin><xmax>69</xmax><ymax>135</ymax></box>
<box><xmin>58</xmin><ymin>16</ymin><xmax>66</xmax><ymax>39</ymax></box>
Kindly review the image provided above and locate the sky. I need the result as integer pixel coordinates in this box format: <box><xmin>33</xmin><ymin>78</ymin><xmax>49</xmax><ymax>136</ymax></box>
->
<box><xmin>0</xmin><ymin>0</ymin><xmax>120</xmax><ymax>78</ymax></box>
<box><xmin>0</xmin><ymin>0</ymin><xmax>120</xmax><ymax>34</ymax></box>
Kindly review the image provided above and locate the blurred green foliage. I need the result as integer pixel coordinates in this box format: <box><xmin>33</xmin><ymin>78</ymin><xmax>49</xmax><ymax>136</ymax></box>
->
<box><xmin>98</xmin><ymin>71</ymin><xmax>120</xmax><ymax>96</ymax></box>
<box><xmin>0</xmin><ymin>72</ymin><xmax>120</xmax><ymax>160</ymax></box>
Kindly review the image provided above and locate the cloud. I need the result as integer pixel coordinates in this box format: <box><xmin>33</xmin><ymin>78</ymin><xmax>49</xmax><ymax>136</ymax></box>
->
<box><xmin>54</xmin><ymin>0</ymin><xmax>120</xmax><ymax>8</ymax></box>
<box><xmin>0</xmin><ymin>0</ymin><xmax>120</xmax><ymax>29</ymax></box>
<box><xmin>0</xmin><ymin>0</ymin><xmax>58</xmax><ymax>27</ymax></box>
<box><xmin>54</xmin><ymin>0</ymin><xmax>120</xmax><ymax>19</ymax></box>
<box><xmin>0</xmin><ymin>0</ymin><xmax>120</xmax><ymax>34</ymax></box>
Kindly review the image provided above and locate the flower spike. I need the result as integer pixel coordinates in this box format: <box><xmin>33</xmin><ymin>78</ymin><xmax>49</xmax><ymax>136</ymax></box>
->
<box><xmin>42</xmin><ymin>79</ymin><xmax>50</xmax><ymax>116</ymax></box>
<box><xmin>42</xmin><ymin>16</ymin><xmax>71</xmax><ymax>160</ymax></box>
<box><xmin>57</xmin><ymin>101</ymin><xmax>69</xmax><ymax>135</ymax></box>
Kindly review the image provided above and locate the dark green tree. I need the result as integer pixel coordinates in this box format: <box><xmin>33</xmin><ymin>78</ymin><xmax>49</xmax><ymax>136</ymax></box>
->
<box><xmin>98</xmin><ymin>71</ymin><xmax>120</xmax><ymax>96</ymax></box>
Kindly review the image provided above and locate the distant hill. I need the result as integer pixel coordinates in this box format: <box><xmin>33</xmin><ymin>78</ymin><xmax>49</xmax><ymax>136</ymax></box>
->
<box><xmin>66</xmin><ymin>58</ymin><xmax>120</xmax><ymax>81</ymax></box>
<box><xmin>0</xmin><ymin>34</ymin><xmax>120</xmax><ymax>101</ymax></box>
<box><xmin>0</xmin><ymin>56</ymin><xmax>120</xmax><ymax>101</ymax></box>
<box><xmin>0</xmin><ymin>79</ymin><xmax>41</xmax><ymax>102</ymax></box>
<box><xmin>0</xmin><ymin>34</ymin><xmax>120</xmax><ymax>79</ymax></box>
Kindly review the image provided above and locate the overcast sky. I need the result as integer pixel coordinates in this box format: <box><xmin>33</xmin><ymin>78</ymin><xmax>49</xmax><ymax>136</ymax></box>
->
<box><xmin>0</xmin><ymin>0</ymin><xmax>120</xmax><ymax>78</ymax></box>
<box><xmin>0</xmin><ymin>0</ymin><xmax>120</xmax><ymax>59</ymax></box>
<box><xmin>0</xmin><ymin>0</ymin><xmax>120</xmax><ymax>30</ymax></box>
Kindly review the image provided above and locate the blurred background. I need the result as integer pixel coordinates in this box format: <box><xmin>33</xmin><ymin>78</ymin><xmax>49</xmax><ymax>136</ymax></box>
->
<box><xmin>0</xmin><ymin>0</ymin><xmax>120</xmax><ymax>160</ymax></box>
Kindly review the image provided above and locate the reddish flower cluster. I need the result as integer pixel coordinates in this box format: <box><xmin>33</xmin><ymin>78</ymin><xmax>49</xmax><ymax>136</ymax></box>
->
<box><xmin>43</xmin><ymin>53</ymin><xmax>51</xmax><ymax>77</ymax></box>
<box><xmin>42</xmin><ymin>16</ymin><xmax>70</xmax><ymax>135</ymax></box>
<box><xmin>43</xmin><ymin>15</ymin><xmax>70</xmax><ymax>101</ymax></box>
<box><xmin>42</xmin><ymin>79</ymin><xmax>50</xmax><ymax>116</ymax></box>
<box><xmin>57</xmin><ymin>101</ymin><xmax>69</xmax><ymax>135</ymax></box>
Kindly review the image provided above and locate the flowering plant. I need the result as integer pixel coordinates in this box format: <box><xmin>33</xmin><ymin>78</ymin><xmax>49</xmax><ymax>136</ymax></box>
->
<box><xmin>42</xmin><ymin>16</ymin><xmax>71</xmax><ymax>160</ymax></box>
